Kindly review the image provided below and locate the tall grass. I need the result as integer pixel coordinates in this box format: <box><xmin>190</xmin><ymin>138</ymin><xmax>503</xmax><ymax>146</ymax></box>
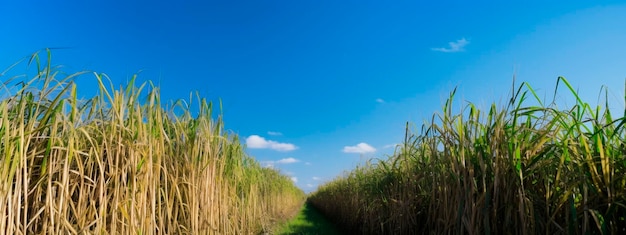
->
<box><xmin>309</xmin><ymin>78</ymin><xmax>626</xmax><ymax>234</ymax></box>
<box><xmin>0</xmin><ymin>50</ymin><xmax>305</xmax><ymax>234</ymax></box>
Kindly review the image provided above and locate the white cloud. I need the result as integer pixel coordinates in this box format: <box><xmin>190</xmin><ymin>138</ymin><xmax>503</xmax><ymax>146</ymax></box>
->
<box><xmin>261</xmin><ymin>158</ymin><xmax>300</xmax><ymax>168</ymax></box>
<box><xmin>276</xmin><ymin>157</ymin><xmax>299</xmax><ymax>164</ymax></box>
<box><xmin>343</xmin><ymin>142</ymin><xmax>377</xmax><ymax>154</ymax></box>
<box><xmin>267</xmin><ymin>131</ymin><xmax>283</xmax><ymax>136</ymax></box>
<box><xmin>383</xmin><ymin>143</ymin><xmax>400</xmax><ymax>149</ymax></box>
<box><xmin>246</xmin><ymin>135</ymin><xmax>297</xmax><ymax>151</ymax></box>
<box><xmin>260</xmin><ymin>161</ymin><xmax>275</xmax><ymax>168</ymax></box>
<box><xmin>291</xmin><ymin>177</ymin><xmax>298</xmax><ymax>183</ymax></box>
<box><xmin>432</xmin><ymin>38</ymin><xmax>469</xmax><ymax>53</ymax></box>
<box><xmin>305</xmin><ymin>162</ymin><xmax>312</xmax><ymax>165</ymax></box>
<box><xmin>312</xmin><ymin>177</ymin><xmax>321</xmax><ymax>181</ymax></box>
<box><xmin>306</xmin><ymin>184</ymin><xmax>315</xmax><ymax>188</ymax></box>
<box><xmin>376</xmin><ymin>98</ymin><xmax>385</xmax><ymax>103</ymax></box>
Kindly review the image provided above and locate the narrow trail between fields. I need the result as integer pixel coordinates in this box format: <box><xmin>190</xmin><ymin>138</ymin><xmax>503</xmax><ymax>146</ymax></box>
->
<box><xmin>276</xmin><ymin>202</ymin><xmax>342</xmax><ymax>235</ymax></box>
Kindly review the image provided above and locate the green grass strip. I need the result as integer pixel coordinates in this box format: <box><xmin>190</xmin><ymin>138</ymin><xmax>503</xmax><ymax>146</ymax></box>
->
<box><xmin>277</xmin><ymin>202</ymin><xmax>342</xmax><ymax>235</ymax></box>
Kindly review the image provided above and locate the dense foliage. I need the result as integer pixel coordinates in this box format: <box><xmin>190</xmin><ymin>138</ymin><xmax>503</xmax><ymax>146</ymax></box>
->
<box><xmin>0</xmin><ymin>51</ymin><xmax>305</xmax><ymax>234</ymax></box>
<box><xmin>310</xmin><ymin>78</ymin><xmax>626</xmax><ymax>234</ymax></box>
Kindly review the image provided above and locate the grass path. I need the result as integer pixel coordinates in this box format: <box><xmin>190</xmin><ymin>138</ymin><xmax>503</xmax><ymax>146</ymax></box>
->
<box><xmin>276</xmin><ymin>202</ymin><xmax>342</xmax><ymax>235</ymax></box>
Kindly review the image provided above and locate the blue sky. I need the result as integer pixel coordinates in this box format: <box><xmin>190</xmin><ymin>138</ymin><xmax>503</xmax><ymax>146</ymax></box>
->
<box><xmin>1</xmin><ymin>1</ymin><xmax>625</xmax><ymax>192</ymax></box>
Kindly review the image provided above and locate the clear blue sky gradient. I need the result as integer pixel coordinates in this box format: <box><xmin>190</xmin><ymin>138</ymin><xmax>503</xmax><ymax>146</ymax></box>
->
<box><xmin>2</xmin><ymin>1</ymin><xmax>625</xmax><ymax>192</ymax></box>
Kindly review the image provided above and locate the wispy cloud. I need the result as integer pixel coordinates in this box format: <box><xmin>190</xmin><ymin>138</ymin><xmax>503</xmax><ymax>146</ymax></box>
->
<box><xmin>376</xmin><ymin>98</ymin><xmax>385</xmax><ymax>103</ymax></box>
<box><xmin>306</xmin><ymin>184</ymin><xmax>315</xmax><ymax>188</ymax></box>
<box><xmin>276</xmin><ymin>157</ymin><xmax>299</xmax><ymax>164</ymax></box>
<box><xmin>291</xmin><ymin>177</ymin><xmax>298</xmax><ymax>183</ymax></box>
<box><xmin>383</xmin><ymin>143</ymin><xmax>400</xmax><ymax>149</ymax></box>
<box><xmin>246</xmin><ymin>135</ymin><xmax>297</xmax><ymax>151</ymax></box>
<box><xmin>267</xmin><ymin>131</ymin><xmax>283</xmax><ymax>136</ymax></box>
<box><xmin>343</xmin><ymin>142</ymin><xmax>377</xmax><ymax>154</ymax></box>
<box><xmin>312</xmin><ymin>177</ymin><xmax>321</xmax><ymax>181</ymax></box>
<box><xmin>304</xmin><ymin>162</ymin><xmax>312</xmax><ymax>166</ymax></box>
<box><xmin>261</xmin><ymin>157</ymin><xmax>301</xmax><ymax>168</ymax></box>
<box><xmin>432</xmin><ymin>38</ymin><xmax>469</xmax><ymax>53</ymax></box>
